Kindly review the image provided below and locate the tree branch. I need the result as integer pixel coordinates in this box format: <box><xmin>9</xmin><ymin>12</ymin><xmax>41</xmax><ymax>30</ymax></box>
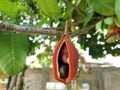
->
<box><xmin>0</xmin><ymin>21</ymin><xmax>63</xmax><ymax>36</ymax></box>
<box><xmin>49</xmin><ymin>19</ymin><xmax>85</xmax><ymax>30</ymax></box>
<box><xmin>73</xmin><ymin>22</ymin><xmax>97</xmax><ymax>36</ymax></box>
<box><xmin>0</xmin><ymin>20</ymin><xmax>100</xmax><ymax>36</ymax></box>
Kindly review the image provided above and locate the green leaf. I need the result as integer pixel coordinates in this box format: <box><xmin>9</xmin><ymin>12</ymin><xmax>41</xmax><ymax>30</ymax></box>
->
<box><xmin>114</xmin><ymin>19</ymin><xmax>120</xmax><ymax>27</ymax></box>
<box><xmin>106</xmin><ymin>35</ymin><xmax>116</xmax><ymax>43</ymax></box>
<box><xmin>63</xmin><ymin>0</ymin><xmax>81</xmax><ymax>20</ymax></box>
<box><xmin>63</xmin><ymin>6</ymin><xmax>73</xmax><ymax>20</ymax></box>
<box><xmin>34</xmin><ymin>0</ymin><xmax>60</xmax><ymax>21</ymax></box>
<box><xmin>0</xmin><ymin>0</ymin><xmax>25</xmax><ymax>18</ymax></box>
<box><xmin>83</xmin><ymin>6</ymin><xmax>94</xmax><ymax>26</ymax></box>
<box><xmin>0</xmin><ymin>31</ymin><xmax>30</xmax><ymax>75</ymax></box>
<box><xmin>67</xmin><ymin>0</ymin><xmax>85</xmax><ymax>21</ymax></box>
<box><xmin>104</xmin><ymin>17</ymin><xmax>114</xmax><ymax>25</ymax></box>
<box><xmin>78</xmin><ymin>0</ymin><xmax>87</xmax><ymax>12</ymax></box>
<box><xmin>88</xmin><ymin>0</ymin><xmax>115</xmax><ymax>16</ymax></box>
<box><xmin>115</xmin><ymin>0</ymin><xmax>120</xmax><ymax>23</ymax></box>
<box><xmin>89</xmin><ymin>45</ymin><xmax>104</xmax><ymax>58</ymax></box>
<box><xmin>96</xmin><ymin>21</ymin><xmax>102</xmax><ymax>30</ymax></box>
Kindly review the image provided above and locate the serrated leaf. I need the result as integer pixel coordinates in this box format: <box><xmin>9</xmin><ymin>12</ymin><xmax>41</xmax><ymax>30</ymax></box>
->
<box><xmin>0</xmin><ymin>31</ymin><xmax>30</xmax><ymax>75</ymax></box>
<box><xmin>0</xmin><ymin>0</ymin><xmax>25</xmax><ymax>18</ymax></box>
<box><xmin>34</xmin><ymin>0</ymin><xmax>60</xmax><ymax>21</ymax></box>
<box><xmin>88</xmin><ymin>0</ymin><xmax>115</xmax><ymax>16</ymax></box>
<box><xmin>115</xmin><ymin>0</ymin><xmax>120</xmax><ymax>23</ymax></box>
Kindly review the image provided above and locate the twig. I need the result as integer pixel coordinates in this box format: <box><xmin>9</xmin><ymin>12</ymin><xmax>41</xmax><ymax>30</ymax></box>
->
<box><xmin>64</xmin><ymin>20</ymin><xmax>69</xmax><ymax>34</ymax></box>
<box><xmin>73</xmin><ymin>22</ymin><xmax>96</xmax><ymax>35</ymax></box>
<box><xmin>50</xmin><ymin>19</ymin><xmax>84</xmax><ymax>30</ymax></box>
<box><xmin>72</xmin><ymin>17</ymin><xmax>104</xmax><ymax>36</ymax></box>
<box><xmin>62</xmin><ymin>0</ymin><xmax>85</xmax><ymax>17</ymax></box>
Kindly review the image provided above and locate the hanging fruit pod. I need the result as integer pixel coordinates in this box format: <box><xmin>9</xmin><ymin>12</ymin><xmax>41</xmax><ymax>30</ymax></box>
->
<box><xmin>52</xmin><ymin>34</ymin><xmax>79</xmax><ymax>84</ymax></box>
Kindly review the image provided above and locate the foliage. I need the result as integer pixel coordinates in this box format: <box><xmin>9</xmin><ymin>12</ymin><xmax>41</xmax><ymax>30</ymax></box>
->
<box><xmin>0</xmin><ymin>0</ymin><xmax>120</xmax><ymax>75</ymax></box>
<box><xmin>88</xmin><ymin>0</ymin><xmax>115</xmax><ymax>16</ymax></box>
<box><xmin>0</xmin><ymin>31</ymin><xmax>30</xmax><ymax>75</ymax></box>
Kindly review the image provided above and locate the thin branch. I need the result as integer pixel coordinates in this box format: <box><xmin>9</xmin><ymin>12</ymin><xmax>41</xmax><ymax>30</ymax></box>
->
<box><xmin>64</xmin><ymin>20</ymin><xmax>69</xmax><ymax>34</ymax></box>
<box><xmin>50</xmin><ymin>16</ymin><xmax>101</xmax><ymax>30</ymax></box>
<box><xmin>62</xmin><ymin>0</ymin><xmax>85</xmax><ymax>17</ymax></box>
<box><xmin>0</xmin><ymin>21</ymin><xmax>63</xmax><ymax>36</ymax></box>
<box><xmin>0</xmin><ymin>19</ymin><xmax>101</xmax><ymax>36</ymax></box>
<box><xmin>73</xmin><ymin>17</ymin><xmax>104</xmax><ymax>36</ymax></box>
<box><xmin>73</xmin><ymin>22</ymin><xmax>97</xmax><ymax>36</ymax></box>
<box><xmin>50</xmin><ymin>19</ymin><xmax>84</xmax><ymax>30</ymax></box>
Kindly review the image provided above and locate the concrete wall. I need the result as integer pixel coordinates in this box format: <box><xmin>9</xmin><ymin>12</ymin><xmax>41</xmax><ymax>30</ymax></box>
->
<box><xmin>23</xmin><ymin>67</ymin><xmax>120</xmax><ymax>90</ymax></box>
<box><xmin>77</xmin><ymin>67</ymin><xmax>120</xmax><ymax>90</ymax></box>
<box><xmin>0</xmin><ymin>83</ymin><xmax>6</xmax><ymax>90</ymax></box>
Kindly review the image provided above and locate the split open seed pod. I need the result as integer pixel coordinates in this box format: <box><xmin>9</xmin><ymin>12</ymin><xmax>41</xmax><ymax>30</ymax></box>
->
<box><xmin>52</xmin><ymin>34</ymin><xmax>79</xmax><ymax>84</ymax></box>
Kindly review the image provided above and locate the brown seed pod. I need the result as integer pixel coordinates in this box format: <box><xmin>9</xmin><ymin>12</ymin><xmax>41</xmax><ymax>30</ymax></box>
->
<box><xmin>52</xmin><ymin>34</ymin><xmax>79</xmax><ymax>84</ymax></box>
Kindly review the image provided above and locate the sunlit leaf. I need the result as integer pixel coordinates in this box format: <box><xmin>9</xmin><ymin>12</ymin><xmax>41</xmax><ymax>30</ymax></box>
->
<box><xmin>106</xmin><ymin>35</ymin><xmax>116</xmax><ymax>43</ymax></box>
<box><xmin>104</xmin><ymin>17</ymin><xmax>114</xmax><ymax>25</ymax></box>
<box><xmin>34</xmin><ymin>0</ymin><xmax>60</xmax><ymax>21</ymax></box>
<box><xmin>88</xmin><ymin>0</ymin><xmax>115</xmax><ymax>16</ymax></box>
<box><xmin>0</xmin><ymin>31</ymin><xmax>30</xmax><ymax>75</ymax></box>
<box><xmin>63</xmin><ymin>6</ymin><xmax>73</xmax><ymax>20</ymax></box>
<box><xmin>96</xmin><ymin>21</ymin><xmax>102</xmax><ymax>30</ymax></box>
<box><xmin>0</xmin><ymin>0</ymin><xmax>25</xmax><ymax>18</ymax></box>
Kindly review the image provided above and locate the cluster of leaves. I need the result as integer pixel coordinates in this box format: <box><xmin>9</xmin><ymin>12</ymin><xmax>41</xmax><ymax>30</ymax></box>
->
<box><xmin>78</xmin><ymin>0</ymin><xmax>120</xmax><ymax>58</ymax></box>
<box><xmin>0</xmin><ymin>0</ymin><xmax>120</xmax><ymax>75</ymax></box>
<box><xmin>78</xmin><ymin>27</ymin><xmax>120</xmax><ymax>59</ymax></box>
<box><xmin>29</xmin><ymin>35</ymin><xmax>57</xmax><ymax>67</ymax></box>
